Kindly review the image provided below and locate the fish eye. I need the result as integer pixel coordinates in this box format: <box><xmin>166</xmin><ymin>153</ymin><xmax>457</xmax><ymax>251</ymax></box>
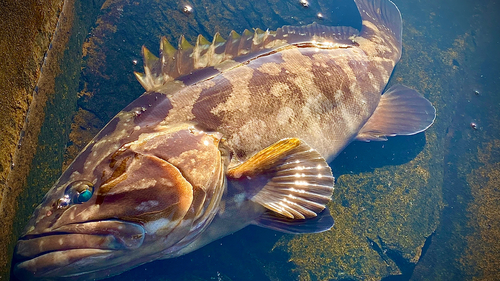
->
<box><xmin>76</xmin><ymin>189</ymin><xmax>93</xmax><ymax>203</ymax></box>
<box><xmin>63</xmin><ymin>180</ymin><xmax>94</xmax><ymax>205</ymax></box>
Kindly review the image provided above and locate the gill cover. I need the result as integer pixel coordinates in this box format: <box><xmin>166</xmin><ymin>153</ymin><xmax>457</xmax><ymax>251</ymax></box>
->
<box><xmin>31</xmin><ymin>126</ymin><xmax>224</xmax><ymax>234</ymax></box>
<box><xmin>14</xmin><ymin>125</ymin><xmax>226</xmax><ymax>279</ymax></box>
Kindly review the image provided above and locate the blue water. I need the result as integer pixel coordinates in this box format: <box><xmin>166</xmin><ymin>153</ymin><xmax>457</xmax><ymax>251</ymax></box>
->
<box><xmin>12</xmin><ymin>0</ymin><xmax>500</xmax><ymax>280</ymax></box>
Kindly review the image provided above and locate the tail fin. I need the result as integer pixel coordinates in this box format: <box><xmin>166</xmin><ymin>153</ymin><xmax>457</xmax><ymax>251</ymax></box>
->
<box><xmin>353</xmin><ymin>0</ymin><xmax>402</xmax><ymax>61</ymax></box>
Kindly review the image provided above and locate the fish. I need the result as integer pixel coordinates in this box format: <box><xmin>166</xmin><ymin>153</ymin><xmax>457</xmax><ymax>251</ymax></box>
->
<box><xmin>13</xmin><ymin>0</ymin><xmax>436</xmax><ymax>279</ymax></box>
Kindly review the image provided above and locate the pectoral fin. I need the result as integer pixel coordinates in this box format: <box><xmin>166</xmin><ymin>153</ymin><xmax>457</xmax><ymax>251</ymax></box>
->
<box><xmin>253</xmin><ymin>209</ymin><xmax>334</xmax><ymax>234</ymax></box>
<box><xmin>356</xmin><ymin>84</ymin><xmax>436</xmax><ymax>142</ymax></box>
<box><xmin>227</xmin><ymin>138</ymin><xmax>334</xmax><ymax>221</ymax></box>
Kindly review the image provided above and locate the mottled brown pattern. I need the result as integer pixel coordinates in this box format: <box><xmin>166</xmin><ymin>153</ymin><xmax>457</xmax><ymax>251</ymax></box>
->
<box><xmin>12</xmin><ymin>0</ymin><xmax>415</xmax><ymax>279</ymax></box>
<box><xmin>98</xmin><ymin>155</ymin><xmax>132</xmax><ymax>197</ymax></box>
<box><xmin>191</xmin><ymin>74</ymin><xmax>234</xmax><ymax>130</ymax></box>
<box><xmin>25</xmin><ymin>10</ymin><xmax>399</xmax><ymax>242</ymax></box>
<box><xmin>186</xmin><ymin>42</ymin><xmax>391</xmax><ymax>162</ymax></box>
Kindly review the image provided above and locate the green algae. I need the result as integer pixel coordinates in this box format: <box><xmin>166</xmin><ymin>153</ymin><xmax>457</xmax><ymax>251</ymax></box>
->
<box><xmin>0</xmin><ymin>0</ymin><xmax>63</xmax><ymax>276</ymax></box>
<box><xmin>4</xmin><ymin>0</ymin><xmax>107</xmax><ymax>279</ymax></box>
<box><xmin>271</xmin><ymin>0</ymin><xmax>488</xmax><ymax>279</ymax></box>
<box><xmin>462</xmin><ymin>140</ymin><xmax>500</xmax><ymax>280</ymax></box>
<box><xmin>63</xmin><ymin>108</ymin><xmax>105</xmax><ymax>169</ymax></box>
<box><xmin>274</xmin><ymin>145</ymin><xmax>441</xmax><ymax>280</ymax></box>
<box><xmin>407</xmin><ymin>0</ymin><xmax>500</xmax><ymax>279</ymax></box>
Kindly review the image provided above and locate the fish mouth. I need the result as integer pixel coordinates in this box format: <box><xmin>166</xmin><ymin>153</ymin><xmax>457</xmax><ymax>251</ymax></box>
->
<box><xmin>13</xmin><ymin>220</ymin><xmax>145</xmax><ymax>280</ymax></box>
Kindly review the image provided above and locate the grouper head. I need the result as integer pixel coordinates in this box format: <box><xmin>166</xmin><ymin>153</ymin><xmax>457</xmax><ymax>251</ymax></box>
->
<box><xmin>13</xmin><ymin>120</ymin><xmax>226</xmax><ymax>280</ymax></box>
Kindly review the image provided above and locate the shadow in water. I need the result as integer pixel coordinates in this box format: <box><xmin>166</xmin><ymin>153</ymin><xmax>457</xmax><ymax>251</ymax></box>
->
<box><xmin>331</xmin><ymin>133</ymin><xmax>428</xmax><ymax>177</ymax></box>
<box><xmin>104</xmin><ymin>226</ymin><xmax>293</xmax><ymax>281</ymax></box>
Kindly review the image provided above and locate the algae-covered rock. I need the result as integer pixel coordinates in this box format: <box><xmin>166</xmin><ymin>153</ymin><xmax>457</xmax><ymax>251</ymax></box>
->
<box><xmin>0</xmin><ymin>0</ymin><xmax>64</xmax><ymax>277</ymax></box>
<box><xmin>0</xmin><ymin>0</ymin><xmax>111</xmax><ymax>279</ymax></box>
<box><xmin>461</xmin><ymin>141</ymin><xmax>500</xmax><ymax>280</ymax></box>
<box><xmin>274</xmin><ymin>137</ymin><xmax>442</xmax><ymax>280</ymax></box>
<box><xmin>271</xmin><ymin>0</ymin><xmax>489</xmax><ymax>279</ymax></box>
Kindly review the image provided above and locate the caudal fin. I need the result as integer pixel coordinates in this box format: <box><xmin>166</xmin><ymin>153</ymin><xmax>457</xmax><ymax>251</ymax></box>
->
<box><xmin>354</xmin><ymin>0</ymin><xmax>402</xmax><ymax>43</ymax></box>
<box><xmin>353</xmin><ymin>0</ymin><xmax>402</xmax><ymax>63</ymax></box>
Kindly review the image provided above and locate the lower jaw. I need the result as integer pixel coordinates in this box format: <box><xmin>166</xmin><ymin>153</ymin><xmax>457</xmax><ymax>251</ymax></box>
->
<box><xmin>15</xmin><ymin>247</ymin><xmax>164</xmax><ymax>281</ymax></box>
<box><xmin>14</xmin><ymin>249</ymin><xmax>114</xmax><ymax>280</ymax></box>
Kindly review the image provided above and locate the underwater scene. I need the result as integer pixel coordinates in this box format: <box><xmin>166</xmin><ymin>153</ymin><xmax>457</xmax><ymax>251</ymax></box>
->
<box><xmin>2</xmin><ymin>0</ymin><xmax>500</xmax><ymax>280</ymax></box>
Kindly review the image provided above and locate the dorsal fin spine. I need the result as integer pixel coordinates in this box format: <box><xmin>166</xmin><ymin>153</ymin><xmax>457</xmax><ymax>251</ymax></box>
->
<box><xmin>224</xmin><ymin>31</ymin><xmax>241</xmax><ymax>60</ymax></box>
<box><xmin>194</xmin><ymin>35</ymin><xmax>210</xmax><ymax>68</ymax></box>
<box><xmin>159</xmin><ymin>37</ymin><xmax>177</xmax><ymax>84</ymax></box>
<box><xmin>135</xmin><ymin>23</ymin><xmax>359</xmax><ymax>92</ymax></box>
<box><xmin>238</xmin><ymin>29</ymin><xmax>254</xmax><ymax>55</ymax></box>
<box><xmin>133</xmin><ymin>71</ymin><xmax>148</xmax><ymax>90</ymax></box>
<box><xmin>252</xmin><ymin>28</ymin><xmax>268</xmax><ymax>52</ymax></box>
<box><xmin>140</xmin><ymin>46</ymin><xmax>163</xmax><ymax>90</ymax></box>
<box><xmin>177</xmin><ymin>35</ymin><xmax>194</xmax><ymax>77</ymax></box>
<box><xmin>210</xmin><ymin>33</ymin><xmax>226</xmax><ymax>65</ymax></box>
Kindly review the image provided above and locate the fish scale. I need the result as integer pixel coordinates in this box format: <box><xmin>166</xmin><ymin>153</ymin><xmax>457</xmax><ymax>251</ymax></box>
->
<box><xmin>13</xmin><ymin>0</ymin><xmax>436</xmax><ymax>280</ymax></box>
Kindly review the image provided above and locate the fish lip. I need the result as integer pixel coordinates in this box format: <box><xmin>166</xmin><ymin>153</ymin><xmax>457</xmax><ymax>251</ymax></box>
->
<box><xmin>13</xmin><ymin>248</ymin><xmax>116</xmax><ymax>280</ymax></box>
<box><xmin>14</xmin><ymin>219</ymin><xmax>145</xmax><ymax>264</ymax></box>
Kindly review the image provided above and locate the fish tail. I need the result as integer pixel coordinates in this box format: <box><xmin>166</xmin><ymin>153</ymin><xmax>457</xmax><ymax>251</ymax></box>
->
<box><xmin>353</xmin><ymin>0</ymin><xmax>402</xmax><ymax>62</ymax></box>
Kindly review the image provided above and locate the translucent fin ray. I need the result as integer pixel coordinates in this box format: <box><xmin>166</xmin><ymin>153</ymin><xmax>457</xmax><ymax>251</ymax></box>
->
<box><xmin>134</xmin><ymin>23</ymin><xmax>360</xmax><ymax>91</ymax></box>
<box><xmin>227</xmin><ymin>138</ymin><xmax>334</xmax><ymax>220</ymax></box>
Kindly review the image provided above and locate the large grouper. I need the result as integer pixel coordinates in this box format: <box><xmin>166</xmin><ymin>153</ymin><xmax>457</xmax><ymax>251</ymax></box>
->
<box><xmin>13</xmin><ymin>0</ymin><xmax>436</xmax><ymax>279</ymax></box>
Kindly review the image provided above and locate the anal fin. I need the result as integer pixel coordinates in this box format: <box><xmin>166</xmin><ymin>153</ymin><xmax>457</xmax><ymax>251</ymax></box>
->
<box><xmin>227</xmin><ymin>138</ymin><xmax>334</xmax><ymax>220</ymax></box>
<box><xmin>356</xmin><ymin>84</ymin><xmax>436</xmax><ymax>142</ymax></box>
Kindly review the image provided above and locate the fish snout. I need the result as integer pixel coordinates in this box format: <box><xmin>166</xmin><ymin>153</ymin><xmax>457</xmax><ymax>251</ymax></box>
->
<box><xmin>13</xmin><ymin>220</ymin><xmax>144</xmax><ymax>279</ymax></box>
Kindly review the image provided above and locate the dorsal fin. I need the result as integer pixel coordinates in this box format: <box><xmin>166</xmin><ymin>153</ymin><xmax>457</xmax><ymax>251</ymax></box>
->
<box><xmin>134</xmin><ymin>23</ymin><xmax>359</xmax><ymax>92</ymax></box>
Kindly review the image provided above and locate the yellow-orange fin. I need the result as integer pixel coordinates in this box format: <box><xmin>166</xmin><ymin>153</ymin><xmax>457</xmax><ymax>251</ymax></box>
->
<box><xmin>228</xmin><ymin>138</ymin><xmax>334</xmax><ymax>220</ymax></box>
